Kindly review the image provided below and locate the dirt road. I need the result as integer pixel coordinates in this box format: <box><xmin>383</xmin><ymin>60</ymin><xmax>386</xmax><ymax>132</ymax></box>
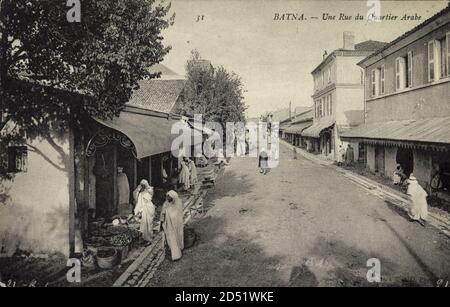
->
<box><xmin>148</xmin><ymin>144</ymin><xmax>450</xmax><ymax>287</ymax></box>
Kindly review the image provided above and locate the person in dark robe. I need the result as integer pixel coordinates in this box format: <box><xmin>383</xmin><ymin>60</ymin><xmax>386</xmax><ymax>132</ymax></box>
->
<box><xmin>258</xmin><ymin>148</ymin><xmax>269</xmax><ymax>175</ymax></box>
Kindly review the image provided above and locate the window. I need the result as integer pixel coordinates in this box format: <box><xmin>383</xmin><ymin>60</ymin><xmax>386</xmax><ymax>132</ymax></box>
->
<box><xmin>439</xmin><ymin>38</ymin><xmax>446</xmax><ymax>78</ymax></box>
<box><xmin>447</xmin><ymin>32</ymin><xmax>450</xmax><ymax>77</ymax></box>
<box><xmin>371</xmin><ymin>68</ymin><xmax>382</xmax><ymax>97</ymax></box>
<box><xmin>380</xmin><ymin>65</ymin><xmax>385</xmax><ymax>94</ymax></box>
<box><xmin>428</xmin><ymin>40</ymin><xmax>435</xmax><ymax>82</ymax></box>
<box><xmin>319</xmin><ymin>98</ymin><xmax>323</xmax><ymax>117</ymax></box>
<box><xmin>8</xmin><ymin>146</ymin><xmax>27</xmax><ymax>173</ymax></box>
<box><xmin>371</xmin><ymin>70</ymin><xmax>376</xmax><ymax>97</ymax></box>
<box><xmin>328</xmin><ymin>95</ymin><xmax>331</xmax><ymax>115</ymax></box>
<box><xmin>407</xmin><ymin>52</ymin><xmax>413</xmax><ymax>88</ymax></box>
<box><xmin>395</xmin><ymin>57</ymin><xmax>406</xmax><ymax>91</ymax></box>
<box><xmin>329</xmin><ymin>94</ymin><xmax>333</xmax><ymax>115</ymax></box>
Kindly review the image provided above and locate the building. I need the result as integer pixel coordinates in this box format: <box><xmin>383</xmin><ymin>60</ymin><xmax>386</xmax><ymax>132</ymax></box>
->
<box><xmin>273</xmin><ymin>106</ymin><xmax>310</xmax><ymax>140</ymax></box>
<box><xmin>341</xmin><ymin>5</ymin><xmax>450</xmax><ymax>198</ymax></box>
<box><xmin>269</xmin><ymin>108</ymin><xmax>291</xmax><ymax>139</ymax></box>
<box><xmin>0</xmin><ymin>65</ymin><xmax>201</xmax><ymax>257</ymax></box>
<box><xmin>302</xmin><ymin>32</ymin><xmax>387</xmax><ymax>161</ymax></box>
<box><xmin>283</xmin><ymin>108</ymin><xmax>313</xmax><ymax>148</ymax></box>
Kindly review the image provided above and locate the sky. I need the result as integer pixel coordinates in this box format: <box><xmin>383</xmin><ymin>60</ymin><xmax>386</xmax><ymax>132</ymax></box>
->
<box><xmin>160</xmin><ymin>0</ymin><xmax>449</xmax><ymax>118</ymax></box>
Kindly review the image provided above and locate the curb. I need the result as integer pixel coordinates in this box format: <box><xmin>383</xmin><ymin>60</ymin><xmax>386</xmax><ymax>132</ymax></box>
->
<box><xmin>281</xmin><ymin>140</ymin><xmax>450</xmax><ymax>238</ymax></box>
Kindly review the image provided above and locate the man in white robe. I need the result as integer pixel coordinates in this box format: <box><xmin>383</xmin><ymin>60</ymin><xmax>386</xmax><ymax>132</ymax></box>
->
<box><xmin>406</xmin><ymin>174</ymin><xmax>428</xmax><ymax>226</ymax></box>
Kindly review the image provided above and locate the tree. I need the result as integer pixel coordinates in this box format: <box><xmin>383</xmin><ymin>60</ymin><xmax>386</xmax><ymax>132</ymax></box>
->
<box><xmin>0</xmin><ymin>0</ymin><xmax>174</xmax><ymax>255</ymax></box>
<box><xmin>0</xmin><ymin>0</ymin><xmax>174</xmax><ymax>180</ymax></box>
<box><xmin>181</xmin><ymin>50</ymin><xmax>247</xmax><ymax>127</ymax></box>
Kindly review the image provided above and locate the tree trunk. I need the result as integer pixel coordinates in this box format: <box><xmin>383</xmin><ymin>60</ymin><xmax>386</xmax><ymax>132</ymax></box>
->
<box><xmin>68</xmin><ymin>109</ymin><xmax>76</xmax><ymax>257</ymax></box>
<box><xmin>0</xmin><ymin>0</ymin><xmax>9</xmax><ymax>127</ymax></box>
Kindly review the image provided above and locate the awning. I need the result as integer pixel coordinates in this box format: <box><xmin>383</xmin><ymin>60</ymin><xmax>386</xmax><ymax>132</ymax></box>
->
<box><xmin>301</xmin><ymin>119</ymin><xmax>335</xmax><ymax>138</ymax></box>
<box><xmin>340</xmin><ymin>117</ymin><xmax>450</xmax><ymax>147</ymax></box>
<box><xmin>95</xmin><ymin>111</ymin><xmax>203</xmax><ymax>159</ymax></box>
<box><xmin>284</xmin><ymin>121</ymin><xmax>313</xmax><ymax>135</ymax></box>
<box><xmin>279</xmin><ymin>122</ymin><xmax>291</xmax><ymax>132</ymax></box>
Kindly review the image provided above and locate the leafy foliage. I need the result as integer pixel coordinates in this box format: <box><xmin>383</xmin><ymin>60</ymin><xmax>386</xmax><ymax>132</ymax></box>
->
<box><xmin>0</xmin><ymin>0</ymin><xmax>174</xmax><ymax>182</ymax></box>
<box><xmin>181</xmin><ymin>50</ymin><xmax>247</xmax><ymax>127</ymax></box>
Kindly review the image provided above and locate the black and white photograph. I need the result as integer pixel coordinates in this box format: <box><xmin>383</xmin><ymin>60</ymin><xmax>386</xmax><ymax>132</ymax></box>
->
<box><xmin>1</xmin><ymin>0</ymin><xmax>450</xmax><ymax>292</ymax></box>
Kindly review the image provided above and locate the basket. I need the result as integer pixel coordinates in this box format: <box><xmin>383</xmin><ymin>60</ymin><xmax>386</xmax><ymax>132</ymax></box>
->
<box><xmin>184</xmin><ymin>228</ymin><xmax>197</xmax><ymax>249</ymax></box>
<box><xmin>96</xmin><ymin>247</ymin><xmax>118</xmax><ymax>269</ymax></box>
<box><xmin>89</xmin><ymin>218</ymin><xmax>105</xmax><ymax>232</ymax></box>
<box><xmin>85</xmin><ymin>237</ymin><xmax>109</xmax><ymax>254</ymax></box>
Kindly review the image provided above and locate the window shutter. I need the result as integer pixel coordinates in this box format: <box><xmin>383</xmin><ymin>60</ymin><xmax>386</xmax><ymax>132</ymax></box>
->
<box><xmin>327</xmin><ymin>95</ymin><xmax>330</xmax><ymax>115</ymax></box>
<box><xmin>329</xmin><ymin>95</ymin><xmax>333</xmax><ymax>114</ymax></box>
<box><xmin>407</xmin><ymin>51</ymin><xmax>413</xmax><ymax>88</ymax></box>
<box><xmin>395</xmin><ymin>58</ymin><xmax>401</xmax><ymax>90</ymax></box>
<box><xmin>428</xmin><ymin>41</ymin><xmax>435</xmax><ymax>82</ymax></box>
<box><xmin>447</xmin><ymin>33</ymin><xmax>450</xmax><ymax>76</ymax></box>
<box><xmin>380</xmin><ymin>65</ymin><xmax>385</xmax><ymax>94</ymax></box>
<box><xmin>371</xmin><ymin>70</ymin><xmax>376</xmax><ymax>96</ymax></box>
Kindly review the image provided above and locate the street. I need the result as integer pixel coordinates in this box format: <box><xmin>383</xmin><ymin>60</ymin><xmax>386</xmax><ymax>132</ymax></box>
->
<box><xmin>148</xmin><ymin>143</ymin><xmax>450</xmax><ymax>287</ymax></box>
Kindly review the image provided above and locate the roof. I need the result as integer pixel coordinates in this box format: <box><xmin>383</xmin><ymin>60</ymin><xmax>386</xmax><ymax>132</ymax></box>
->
<box><xmin>354</xmin><ymin>40</ymin><xmax>388</xmax><ymax>52</ymax></box>
<box><xmin>359</xmin><ymin>4</ymin><xmax>450</xmax><ymax>67</ymax></box>
<box><xmin>302</xmin><ymin>118</ymin><xmax>336</xmax><ymax>138</ymax></box>
<box><xmin>149</xmin><ymin>64</ymin><xmax>184</xmax><ymax>80</ymax></box>
<box><xmin>284</xmin><ymin>121</ymin><xmax>313</xmax><ymax>134</ymax></box>
<box><xmin>293</xmin><ymin>106</ymin><xmax>311</xmax><ymax>116</ymax></box>
<box><xmin>126</xmin><ymin>79</ymin><xmax>186</xmax><ymax>113</ymax></box>
<box><xmin>312</xmin><ymin>40</ymin><xmax>387</xmax><ymax>74</ymax></box>
<box><xmin>271</xmin><ymin>108</ymin><xmax>291</xmax><ymax>122</ymax></box>
<box><xmin>340</xmin><ymin>117</ymin><xmax>450</xmax><ymax>145</ymax></box>
<box><xmin>292</xmin><ymin>108</ymin><xmax>313</xmax><ymax>124</ymax></box>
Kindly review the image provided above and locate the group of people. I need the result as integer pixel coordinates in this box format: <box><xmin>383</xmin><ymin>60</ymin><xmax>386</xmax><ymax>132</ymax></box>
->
<box><xmin>337</xmin><ymin>144</ymin><xmax>355</xmax><ymax>166</ymax></box>
<box><xmin>132</xmin><ymin>180</ymin><xmax>184</xmax><ymax>261</ymax></box>
<box><xmin>178</xmin><ymin>157</ymin><xmax>198</xmax><ymax>192</ymax></box>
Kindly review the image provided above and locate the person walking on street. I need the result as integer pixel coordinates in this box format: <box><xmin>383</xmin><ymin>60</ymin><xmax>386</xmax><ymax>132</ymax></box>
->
<box><xmin>258</xmin><ymin>148</ymin><xmax>269</xmax><ymax>175</ymax></box>
<box><xmin>159</xmin><ymin>190</ymin><xmax>184</xmax><ymax>261</ymax></box>
<box><xmin>133</xmin><ymin>180</ymin><xmax>156</xmax><ymax>243</ymax></box>
<box><xmin>406</xmin><ymin>174</ymin><xmax>428</xmax><ymax>227</ymax></box>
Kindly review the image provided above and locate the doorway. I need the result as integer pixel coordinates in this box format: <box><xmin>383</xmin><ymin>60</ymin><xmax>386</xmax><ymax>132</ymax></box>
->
<box><xmin>375</xmin><ymin>146</ymin><xmax>385</xmax><ymax>174</ymax></box>
<box><xmin>396</xmin><ymin>148</ymin><xmax>414</xmax><ymax>177</ymax></box>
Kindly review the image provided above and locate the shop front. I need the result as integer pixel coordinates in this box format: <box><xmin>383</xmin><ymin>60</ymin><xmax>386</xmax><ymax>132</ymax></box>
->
<box><xmin>75</xmin><ymin>107</ymin><xmax>202</xmax><ymax>263</ymax></box>
<box><xmin>301</xmin><ymin>119</ymin><xmax>335</xmax><ymax>156</ymax></box>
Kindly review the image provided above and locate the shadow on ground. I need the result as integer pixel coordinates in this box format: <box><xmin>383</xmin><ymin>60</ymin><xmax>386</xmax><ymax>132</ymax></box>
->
<box><xmin>148</xmin><ymin>216</ymin><xmax>290</xmax><ymax>287</ymax></box>
<box><xmin>204</xmin><ymin>168</ymin><xmax>255</xmax><ymax>205</ymax></box>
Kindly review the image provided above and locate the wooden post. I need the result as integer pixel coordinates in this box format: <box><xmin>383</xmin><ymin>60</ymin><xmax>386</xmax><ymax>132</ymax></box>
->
<box><xmin>133</xmin><ymin>158</ymin><xmax>137</xmax><ymax>190</ymax></box>
<box><xmin>148</xmin><ymin>156</ymin><xmax>152</xmax><ymax>185</ymax></box>
<box><xmin>112</xmin><ymin>143</ymin><xmax>117</xmax><ymax>216</ymax></box>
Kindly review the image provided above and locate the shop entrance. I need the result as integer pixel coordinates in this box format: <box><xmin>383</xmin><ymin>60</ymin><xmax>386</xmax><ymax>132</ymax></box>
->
<box><xmin>93</xmin><ymin>143</ymin><xmax>115</xmax><ymax>218</ymax></box>
<box><xmin>87</xmin><ymin>129</ymin><xmax>137</xmax><ymax>219</ymax></box>
<box><xmin>396</xmin><ymin>148</ymin><xmax>414</xmax><ymax>177</ymax></box>
<box><xmin>375</xmin><ymin>146</ymin><xmax>385</xmax><ymax>174</ymax></box>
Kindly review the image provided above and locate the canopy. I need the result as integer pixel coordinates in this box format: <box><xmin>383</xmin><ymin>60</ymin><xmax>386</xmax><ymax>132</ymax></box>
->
<box><xmin>284</xmin><ymin>121</ymin><xmax>313</xmax><ymax>135</ymax></box>
<box><xmin>95</xmin><ymin>111</ymin><xmax>203</xmax><ymax>159</ymax></box>
<box><xmin>301</xmin><ymin>119</ymin><xmax>335</xmax><ymax>138</ymax></box>
<box><xmin>341</xmin><ymin>117</ymin><xmax>450</xmax><ymax>147</ymax></box>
